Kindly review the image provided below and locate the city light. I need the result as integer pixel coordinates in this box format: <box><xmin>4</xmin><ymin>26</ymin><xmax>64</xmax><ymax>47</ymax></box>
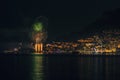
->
<box><xmin>43</xmin><ymin>30</ymin><xmax>120</xmax><ymax>55</ymax></box>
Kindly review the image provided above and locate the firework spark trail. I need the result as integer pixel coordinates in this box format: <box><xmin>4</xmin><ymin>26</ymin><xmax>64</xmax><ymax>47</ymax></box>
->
<box><xmin>31</xmin><ymin>16</ymin><xmax>48</xmax><ymax>53</ymax></box>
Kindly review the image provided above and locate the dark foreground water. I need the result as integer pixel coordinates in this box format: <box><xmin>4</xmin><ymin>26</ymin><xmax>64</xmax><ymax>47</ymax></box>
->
<box><xmin>0</xmin><ymin>54</ymin><xmax>120</xmax><ymax>80</ymax></box>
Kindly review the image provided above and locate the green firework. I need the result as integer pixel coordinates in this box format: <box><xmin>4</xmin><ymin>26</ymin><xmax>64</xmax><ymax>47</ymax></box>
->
<box><xmin>33</xmin><ymin>22</ymin><xmax>43</xmax><ymax>32</ymax></box>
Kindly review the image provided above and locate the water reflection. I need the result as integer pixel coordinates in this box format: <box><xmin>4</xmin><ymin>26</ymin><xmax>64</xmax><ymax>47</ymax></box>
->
<box><xmin>1</xmin><ymin>55</ymin><xmax>120</xmax><ymax>80</ymax></box>
<box><xmin>30</xmin><ymin>56</ymin><xmax>44</xmax><ymax>80</ymax></box>
<box><xmin>77</xmin><ymin>56</ymin><xmax>120</xmax><ymax>80</ymax></box>
<box><xmin>30</xmin><ymin>56</ymin><xmax>120</xmax><ymax>80</ymax></box>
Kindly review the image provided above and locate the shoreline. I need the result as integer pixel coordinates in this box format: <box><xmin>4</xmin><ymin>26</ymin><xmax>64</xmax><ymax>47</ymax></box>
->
<box><xmin>1</xmin><ymin>52</ymin><xmax>120</xmax><ymax>56</ymax></box>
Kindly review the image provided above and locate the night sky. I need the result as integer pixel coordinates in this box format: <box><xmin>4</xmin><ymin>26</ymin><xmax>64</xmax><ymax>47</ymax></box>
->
<box><xmin>1</xmin><ymin>0</ymin><xmax>120</xmax><ymax>41</ymax></box>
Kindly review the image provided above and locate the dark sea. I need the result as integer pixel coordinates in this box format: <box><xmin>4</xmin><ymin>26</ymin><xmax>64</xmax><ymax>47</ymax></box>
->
<box><xmin>0</xmin><ymin>54</ymin><xmax>120</xmax><ymax>80</ymax></box>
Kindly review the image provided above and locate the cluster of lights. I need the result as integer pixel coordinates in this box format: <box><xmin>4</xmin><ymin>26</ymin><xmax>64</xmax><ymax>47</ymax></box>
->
<box><xmin>43</xmin><ymin>30</ymin><xmax>120</xmax><ymax>55</ymax></box>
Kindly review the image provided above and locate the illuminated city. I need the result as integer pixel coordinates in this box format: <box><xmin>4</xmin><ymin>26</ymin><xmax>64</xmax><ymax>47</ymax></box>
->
<box><xmin>3</xmin><ymin>29</ymin><xmax>120</xmax><ymax>55</ymax></box>
<box><xmin>43</xmin><ymin>30</ymin><xmax>120</xmax><ymax>55</ymax></box>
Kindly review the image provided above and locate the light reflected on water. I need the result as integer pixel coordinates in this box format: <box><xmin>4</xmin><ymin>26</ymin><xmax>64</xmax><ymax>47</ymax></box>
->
<box><xmin>1</xmin><ymin>54</ymin><xmax>120</xmax><ymax>80</ymax></box>
<box><xmin>31</xmin><ymin>56</ymin><xmax>44</xmax><ymax>80</ymax></box>
<box><xmin>29</xmin><ymin>56</ymin><xmax>120</xmax><ymax>80</ymax></box>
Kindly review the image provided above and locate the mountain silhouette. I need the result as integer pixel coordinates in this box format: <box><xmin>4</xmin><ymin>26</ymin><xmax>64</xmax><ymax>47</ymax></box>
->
<box><xmin>86</xmin><ymin>8</ymin><xmax>120</xmax><ymax>32</ymax></box>
<box><xmin>56</xmin><ymin>8</ymin><xmax>120</xmax><ymax>41</ymax></box>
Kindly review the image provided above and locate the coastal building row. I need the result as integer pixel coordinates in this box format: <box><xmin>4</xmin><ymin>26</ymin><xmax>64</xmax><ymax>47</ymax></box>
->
<box><xmin>44</xmin><ymin>31</ymin><xmax>120</xmax><ymax>55</ymax></box>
